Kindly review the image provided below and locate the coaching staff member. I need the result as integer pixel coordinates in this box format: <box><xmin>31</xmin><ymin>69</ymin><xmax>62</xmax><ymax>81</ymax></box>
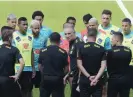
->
<box><xmin>0</xmin><ymin>26</ymin><xmax>24</xmax><ymax>97</ymax></box>
<box><xmin>106</xmin><ymin>32</ymin><xmax>131</xmax><ymax>97</ymax></box>
<box><xmin>63</xmin><ymin>27</ymin><xmax>82</xmax><ymax>97</ymax></box>
<box><xmin>38</xmin><ymin>32</ymin><xmax>68</xmax><ymax>97</ymax></box>
<box><xmin>77</xmin><ymin>28</ymin><xmax>106</xmax><ymax>97</ymax></box>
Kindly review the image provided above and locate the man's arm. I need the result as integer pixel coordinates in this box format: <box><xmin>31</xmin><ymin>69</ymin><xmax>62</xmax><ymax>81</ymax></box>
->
<box><xmin>10</xmin><ymin>48</ymin><xmax>25</xmax><ymax>81</ymax></box>
<box><xmin>77</xmin><ymin>59</ymin><xmax>90</xmax><ymax>78</ymax></box>
<box><xmin>90</xmin><ymin>53</ymin><xmax>107</xmax><ymax>86</ymax></box>
<box><xmin>77</xmin><ymin>47</ymin><xmax>90</xmax><ymax>78</ymax></box>
<box><xmin>15</xmin><ymin>58</ymin><xmax>25</xmax><ymax>80</ymax></box>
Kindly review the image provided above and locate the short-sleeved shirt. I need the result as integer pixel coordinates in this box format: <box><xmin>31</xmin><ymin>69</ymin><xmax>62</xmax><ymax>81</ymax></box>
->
<box><xmin>38</xmin><ymin>45</ymin><xmax>68</xmax><ymax>77</ymax></box>
<box><xmin>0</xmin><ymin>44</ymin><xmax>22</xmax><ymax>76</ymax></box>
<box><xmin>12</xmin><ymin>31</ymin><xmax>33</xmax><ymax>71</ymax></box>
<box><xmin>98</xmin><ymin>24</ymin><xmax>120</xmax><ymax>38</ymax></box>
<box><xmin>28</xmin><ymin>26</ymin><xmax>52</xmax><ymax>47</ymax></box>
<box><xmin>122</xmin><ymin>31</ymin><xmax>133</xmax><ymax>65</ymax></box>
<box><xmin>32</xmin><ymin>33</ymin><xmax>48</xmax><ymax>71</ymax></box>
<box><xmin>106</xmin><ymin>46</ymin><xmax>132</xmax><ymax>78</ymax></box>
<box><xmin>69</xmin><ymin>37</ymin><xmax>82</xmax><ymax>71</ymax></box>
<box><xmin>96</xmin><ymin>32</ymin><xmax>111</xmax><ymax>50</ymax></box>
<box><xmin>77</xmin><ymin>42</ymin><xmax>105</xmax><ymax>76</ymax></box>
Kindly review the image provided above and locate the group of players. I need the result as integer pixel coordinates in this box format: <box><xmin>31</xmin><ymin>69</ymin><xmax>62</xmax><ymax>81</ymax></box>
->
<box><xmin>0</xmin><ymin>9</ymin><xmax>133</xmax><ymax>97</ymax></box>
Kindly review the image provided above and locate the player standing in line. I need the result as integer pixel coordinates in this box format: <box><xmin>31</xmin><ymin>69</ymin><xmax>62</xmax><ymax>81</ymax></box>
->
<box><xmin>121</xmin><ymin>18</ymin><xmax>133</xmax><ymax>66</ymax></box>
<box><xmin>88</xmin><ymin>18</ymin><xmax>111</xmax><ymax>50</ymax></box>
<box><xmin>31</xmin><ymin>10</ymin><xmax>52</xmax><ymax>46</ymax></box>
<box><xmin>81</xmin><ymin>13</ymin><xmax>93</xmax><ymax>41</ymax></box>
<box><xmin>0</xmin><ymin>14</ymin><xmax>17</xmax><ymax>45</ymax></box>
<box><xmin>7</xmin><ymin>14</ymin><xmax>17</xmax><ymax>31</ymax></box>
<box><xmin>121</xmin><ymin>18</ymin><xmax>133</xmax><ymax>89</ymax></box>
<box><xmin>30</xmin><ymin>20</ymin><xmax>48</xmax><ymax>96</ymax></box>
<box><xmin>98</xmin><ymin>9</ymin><xmax>119</xmax><ymax>38</ymax></box>
<box><xmin>12</xmin><ymin>17</ymin><xmax>35</xmax><ymax>97</ymax></box>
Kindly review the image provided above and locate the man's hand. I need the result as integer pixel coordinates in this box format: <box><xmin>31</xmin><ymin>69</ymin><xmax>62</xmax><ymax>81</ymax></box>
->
<box><xmin>90</xmin><ymin>79</ymin><xmax>98</xmax><ymax>86</ymax></box>
<box><xmin>63</xmin><ymin>74</ymin><xmax>69</xmax><ymax>85</ymax></box>
<box><xmin>89</xmin><ymin>76</ymin><xmax>96</xmax><ymax>81</ymax></box>
<box><xmin>32</xmin><ymin>68</ymin><xmax>36</xmax><ymax>78</ymax></box>
<box><xmin>9</xmin><ymin>75</ymin><xmax>19</xmax><ymax>82</ymax></box>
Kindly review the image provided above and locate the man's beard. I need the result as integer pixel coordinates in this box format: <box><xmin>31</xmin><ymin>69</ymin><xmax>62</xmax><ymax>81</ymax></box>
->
<box><xmin>33</xmin><ymin>33</ymin><xmax>39</xmax><ymax>37</ymax></box>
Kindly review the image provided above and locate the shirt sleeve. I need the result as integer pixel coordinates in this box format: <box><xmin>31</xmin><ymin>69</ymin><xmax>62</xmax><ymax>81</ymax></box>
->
<box><xmin>102</xmin><ymin>52</ymin><xmax>107</xmax><ymax>61</ymax></box>
<box><xmin>77</xmin><ymin>44</ymin><xmax>82</xmax><ymax>60</ymax></box>
<box><xmin>104</xmin><ymin>37</ymin><xmax>111</xmax><ymax>50</ymax></box>
<box><xmin>15</xmin><ymin>48</ymin><xmax>22</xmax><ymax>62</ymax></box>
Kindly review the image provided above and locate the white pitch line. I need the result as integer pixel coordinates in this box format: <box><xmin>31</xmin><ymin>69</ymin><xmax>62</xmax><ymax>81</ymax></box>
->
<box><xmin>116</xmin><ymin>0</ymin><xmax>133</xmax><ymax>25</ymax></box>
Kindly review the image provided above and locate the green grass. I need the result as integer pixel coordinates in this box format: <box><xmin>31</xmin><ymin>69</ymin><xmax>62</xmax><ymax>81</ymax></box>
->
<box><xmin>0</xmin><ymin>1</ymin><xmax>132</xmax><ymax>97</ymax></box>
<box><xmin>0</xmin><ymin>1</ymin><xmax>125</xmax><ymax>32</ymax></box>
<box><xmin>123</xmin><ymin>1</ymin><xmax>133</xmax><ymax>17</ymax></box>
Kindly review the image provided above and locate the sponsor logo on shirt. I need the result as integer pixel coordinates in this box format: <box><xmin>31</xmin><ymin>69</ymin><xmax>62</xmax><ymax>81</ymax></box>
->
<box><xmin>23</xmin><ymin>43</ymin><xmax>29</xmax><ymax>49</ymax></box>
<box><xmin>28</xmin><ymin>36</ymin><xmax>32</xmax><ymax>41</ymax></box>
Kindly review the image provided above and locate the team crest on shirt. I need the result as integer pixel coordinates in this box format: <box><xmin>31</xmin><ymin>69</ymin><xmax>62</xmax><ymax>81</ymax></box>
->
<box><xmin>16</xmin><ymin>36</ymin><xmax>21</xmax><ymax>42</ymax></box>
<box><xmin>28</xmin><ymin>36</ymin><xmax>32</xmax><ymax>41</ymax></box>
<box><xmin>97</xmin><ymin>38</ymin><xmax>102</xmax><ymax>44</ymax></box>
<box><xmin>23</xmin><ymin>43</ymin><xmax>29</xmax><ymax>49</ymax></box>
<box><xmin>34</xmin><ymin>49</ymin><xmax>40</xmax><ymax>54</ymax></box>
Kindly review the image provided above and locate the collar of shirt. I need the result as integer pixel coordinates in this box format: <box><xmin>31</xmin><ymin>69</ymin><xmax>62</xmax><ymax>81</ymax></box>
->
<box><xmin>124</xmin><ymin>31</ymin><xmax>133</xmax><ymax>38</ymax></box>
<box><xmin>101</xmin><ymin>24</ymin><xmax>112</xmax><ymax>30</ymax></box>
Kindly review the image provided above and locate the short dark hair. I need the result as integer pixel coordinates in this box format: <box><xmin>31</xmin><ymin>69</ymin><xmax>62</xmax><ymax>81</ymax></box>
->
<box><xmin>83</xmin><ymin>13</ymin><xmax>93</xmax><ymax>23</ymax></box>
<box><xmin>32</xmin><ymin>11</ymin><xmax>44</xmax><ymax>19</ymax></box>
<box><xmin>122</xmin><ymin>18</ymin><xmax>131</xmax><ymax>25</ymax></box>
<box><xmin>66</xmin><ymin>16</ymin><xmax>76</xmax><ymax>22</ymax></box>
<box><xmin>50</xmin><ymin>32</ymin><xmax>61</xmax><ymax>43</ymax></box>
<box><xmin>18</xmin><ymin>17</ymin><xmax>27</xmax><ymax>24</ymax></box>
<box><xmin>1</xmin><ymin>26</ymin><xmax>13</xmax><ymax>41</ymax></box>
<box><xmin>113</xmin><ymin>32</ymin><xmax>123</xmax><ymax>43</ymax></box>
<box><xmin>87</xmin><ymin>28</ymin><xmax>97</xmax><ymax>36</ymax></box>
<box><xmin>102</xmin><ymin>9</ymin><xmax>112</xmax><ymax>16</ymax></box>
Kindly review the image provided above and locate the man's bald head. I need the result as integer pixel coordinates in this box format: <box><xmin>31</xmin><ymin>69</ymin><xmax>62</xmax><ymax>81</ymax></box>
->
<box><xmin>88</xmin><ymin>18</ymin><xmax>99</xmax><ymax>29</ymax></box>
<box><xmin>64</xmin><ymin>27</ymin><xmax>76</xmax><ymax>41</ymax></box>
